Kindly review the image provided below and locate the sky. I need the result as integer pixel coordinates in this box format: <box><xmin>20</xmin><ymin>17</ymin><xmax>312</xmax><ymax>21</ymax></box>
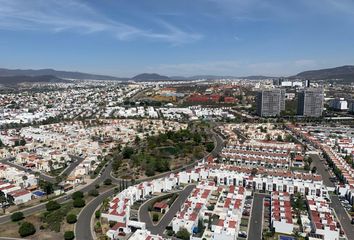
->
<box><xmin>1</xmin><ymin>0</ymin><xmax>354</xmax><ymax>77</ymax></box>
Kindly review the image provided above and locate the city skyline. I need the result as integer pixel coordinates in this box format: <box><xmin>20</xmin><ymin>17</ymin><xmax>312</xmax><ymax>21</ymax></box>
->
<box><xmin>1</xmin><ymin>0</ymin><xmax>354</xmax><ymax>77</ymax></box>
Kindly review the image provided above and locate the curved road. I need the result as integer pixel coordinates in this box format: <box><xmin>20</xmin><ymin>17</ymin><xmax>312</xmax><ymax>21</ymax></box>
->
<box><xmin>138</xmin><ymin>185</ymin><xmax>196</xmax><ymax>236</ymax></box>
<box><xmin>75</xmin><ymin>129</ymin><xmax>224</xmax><ymax>240</ymax></box>
<box><xmin>0</xmin><ymin>161</ymin><xmax>117</xmax><ymax>225</ymax></box>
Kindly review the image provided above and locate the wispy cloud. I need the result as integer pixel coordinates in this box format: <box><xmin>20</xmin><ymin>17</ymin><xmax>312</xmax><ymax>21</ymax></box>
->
<box><xmin>0</xmin><ymin>0</ymin><xmax>202</xmax><ymax>45</ymax></box>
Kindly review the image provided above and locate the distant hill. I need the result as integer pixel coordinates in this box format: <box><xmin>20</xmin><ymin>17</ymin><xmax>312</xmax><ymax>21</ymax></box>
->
<box><xmin>293</xmin><ymin>65</ymin><xmax>354</xmax><ymax>80</ymax></box>
<box><xmin>0</xmin><ymin>75</ymin><xmax>70</xmax><ymax>86</ymax></box>
<box><xmin>171</xmin><ymin>75</ymin><xmax>274</xmax><ymax>80</ymax></box>
<box><xmin>0</xmin><ymin>68</ymin><xmax>124</xmax><ymax>80</ymax></box>
<box><xmin>132</xmin><ymin>73</ymin><xmax>170</xmax><ymax>81</ymax></box>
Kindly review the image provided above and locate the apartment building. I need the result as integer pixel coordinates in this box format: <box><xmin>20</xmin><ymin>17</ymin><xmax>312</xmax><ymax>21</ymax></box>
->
<box><xmin>256</xmin><ymin>88</ymin><xmax>285</xmax><ymax>117</ymax></box>
<box><xmin>297</xmin><ymin>88</ymin><xmax>324</xmax><ymax>117</ymax></box>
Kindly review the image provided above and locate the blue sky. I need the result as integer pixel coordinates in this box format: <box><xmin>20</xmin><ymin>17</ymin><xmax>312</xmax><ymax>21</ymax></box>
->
<box><xmin>1</xmin><ymin>0</ymin><xmax>354</xmax><ymax>77</ymax></box>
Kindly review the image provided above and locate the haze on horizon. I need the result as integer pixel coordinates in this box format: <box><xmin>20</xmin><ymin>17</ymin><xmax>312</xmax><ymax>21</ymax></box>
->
<box><xmin>1</xmin><ymin>0</ymin><xmax>354</xmax><ymax>77</ymax></box>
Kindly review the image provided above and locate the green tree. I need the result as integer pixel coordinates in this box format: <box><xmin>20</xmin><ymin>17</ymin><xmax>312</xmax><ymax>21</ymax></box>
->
<box><xmin>64</xmin><ymin>231</ymin><xmax>75</xmax><ymax>240</ymax></box>
<box><xmin>152</xmin><ymin>213</ymin><xmax>159</xmax><ymax>222</ymax></box>
<box><xmin>88</xmin><ymin>189</ymin><xmax>99</xmax><ymax>197</ymax></box>
<box><xmin>176</xmin><ymin>227</ymin><xmax>190</xmax><ymax>240</ymax></box>
<box><xmin>66</xmin><ymin>214</ymin><xmax>77</xmax><ymax>224</ymax></box>
<box><xmin>0</xmin><ymin>190</ymin><xmax>7</xmax><ymax>213</ymax></box>
<box><xmin>40</xmin><ymin>181</ymin><xmax>54</xmax><ymax>199</ymax></box>
<box><xmin>18</xmin><ymin>222</ymin><xmax>36</xmax><ymax>237</ymax></box>
<box><xmin>73</xmin><ymin>198</ymin><xmax>85</xmax><ymax>208</ymax></box>
<box><xmin>11</xmin><ymin>212</ymin><xmax>24</xmax><ymax>222</ymax></box>
<box><xmin>122</xmin><ymin>147</ymin><xmax>134</xmax><ymax>159</ymax></box>
<box><xmin>46</xmin><ymin>200</ymin><xmax>61</xmax><ymax>211</ymax></box>
<box><xmin>95</xmin><ymin>210</ymin><xmax>101</xmax><ymax>219</ymax></box>
<box><xmin>72</xmin><ymin>191</ymin><xmax>84</xmax><ymax>200</ymax></box>
<box><xmin>206</xmin><ymin>142</ymin><xmax>215</xmax><ymax>152</ymax></box>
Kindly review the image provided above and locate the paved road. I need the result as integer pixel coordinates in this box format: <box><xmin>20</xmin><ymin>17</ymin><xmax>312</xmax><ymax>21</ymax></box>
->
<box><xmin>75</xmin><ymin>188</ymin><xmax>116</xmax><ymax>240</ymax></box>
<box><xmin>310</xmin><ymin>153</ymin><xmax>354</xmax><ymax>240</ymax></box>
<box><xmin>74</xmin><ymin>162</ymin><xmax>129</xmax><ymax>240</ymax></box>
<box><xmin>0</xmin><ymin>160</ymin><xmax>115</xmax><ymax>225</ymax></box>
<box><xmin>139</xmin><ymin>185</ymin><xmax>196</xmax><ymax>236</ymax></box>
<box><xmin>248</xmin><ymin>193</ymin><xmax>268</xmax><ymax>240</ymax></box>
<box><xmin>60</xmin><ymin>155</ymin><xmax>85</xmax><ymax>177</ymax></box>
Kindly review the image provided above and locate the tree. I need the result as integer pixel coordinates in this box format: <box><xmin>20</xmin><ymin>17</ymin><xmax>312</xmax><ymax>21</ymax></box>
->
<box><xmin>134</xmin><ymin>135</ymin><xmax>141</xmax><ymax>144</ymax></box>
<box><xmin>311</xmin><ymin>166</ymin><xmax>317</xmax><ymax>174</ymax></box>
<box><xmin>7</xmin><ymin>194</ymin><xmax>14</xmax><ymax>206</ymax></box>
<box><xmin>95</xmin><ymin>210</ymin><xmax>101</xmax><ymax>219</ymax></box>
<box><xmin>152</xmin><ymin>213</ymin><xmax>159</xmax><ymax>222</ymax></box>
<box><xmin>198</xmin><ymin>218</ymin><xmax>204</xmax><ymax>233</ymax></box>
<box><xmin>104</xmin><ymin>178</ymin><xmax>112</xmax><ymax>185</ymax></box>
<box><xmin>22</xmin><ymin>175</ymin><xmax>28</xmax><ymax>182</ymax></box>
<box><xmin>18</xmin><ymin>222</ymin><xmax>36</xmax><ymax>237</ymax></box>
<box><xmin>176</xmin><ymin>227</ymin><xmax>190</xmax><ymax>240</ymax></box>
<box><xmin>11</xmin><ymin>212</ymin><xmax>24</xmax><ymax>222</ymax></box>
<box><xmin>46</xmin><ymin>200</ymin><xmax>61</xmax><ymax>211</ymax></box>
<box><xmin>0</xmin><ymin>190</ymin><xmax>7</xmax><ymax>213</ymax></box>
<box><xmin>66</xmin><ymin>214</ymin><xmax>77</xmax><ymax>224</ymax></box>
<box><xmin>206</xmin><ymin>142</ymin><xmax>215</xmax><ymax>152</ymax></box>
<box><xmin>89</xmin><ymin>189</ymin><xmax>99</xmax><ymax>197</ymax></box>
<box><xmin>122</xmin><ymin>147</ymin><xmax>134</xmax><ymax>159</ymax></box>
<box><xmin>277</xmin><ymin>135</ymin><xmax>283</xmax><ymax>142</ymax></box>
<box><xmin>72</xmin><ymin>191</ymin><xmax>84</xmax><ymax>200</ymax></box>
<box><xmin>73</xmin><ymin>198</ymin><xmax>85</xmax><ymax>208</ymax></box>
<box><xmin>40</xmin><ymin>181</ymin><xmax>54</xmax><ymax>199</ymax></box>
<box><xmin>64</xmin><ymin>231</ymin><xmax>75</xmax><ymax>240</ymax></box>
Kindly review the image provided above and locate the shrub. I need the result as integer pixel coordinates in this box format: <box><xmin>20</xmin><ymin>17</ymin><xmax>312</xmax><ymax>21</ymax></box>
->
<box><xmin>152</xmin><ymin>213</ymin><xmax>159</xmax><ymax>222</ymax></box>
<box><xmin>94</xmin><ymin>221</ymin><xmax>102</xmax><ymax>233</ymax></box>
<box><xmin>176</xmin><ymin>227</ymin><xmax>190</xmax><ymax>240</ymax></box>
<box><xmin>89</xmin><ymin>189</ymin><xmax>99</xmax><ymax>197</ymax></box>
<box><xmin>46</xmin><ymin>200</ymin><xmax>61</xmax><ymax>211</ymax></box>
<box><xmin>72</xmin><ymin>191</ymin><xmax>84</xmax><ymax>200</ymax></box>
<box><xmin>109</xmin><ymin>221</ymin><xmax>117</xmax><ymax>228</ymax></box>
<box><xmin>73</xmin><ymin>198</ymin><xmax>85</xmax><ymax>208</ymax></box>
<box><xmin>206</xmin><ymin>142</ymin><xmax>215</xmax><ymax>152</ymax></box>
<box><xmin>18</xmin><ymin>222</ymin><xmax>36</xmax><ymax>237</ymax></box>
<box><xmin>11</xmin><ymin>212</ymin><xmax>24</xmax><ymax>222</ymax></box>
<box><xmin>95</xmin><ymin>210</ymin><xmax>101</xmax><ymax>219</ymax></box>
<box><xmin>104</xmin><ymin>178</ymin><xmax>112</xmax><ymax>185</ymax></box>
<box><xmin>95</xmin><ymin>184</ymin><xmax>100</xmax><ymax>189</ymax></box>
<box><xmin>64</xmin><ymin>231</ymin><xmax>75</xmax><ymax>240</ymax></box>
<box><xmin>66</xmin><ymin>214</ymin><xmax>77</xmax><ymax>224</ymax></box>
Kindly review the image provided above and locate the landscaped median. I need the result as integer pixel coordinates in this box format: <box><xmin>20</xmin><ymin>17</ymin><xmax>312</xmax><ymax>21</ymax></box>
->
<box><xmin>145</xmin><ymin>192</ymin><xmax>179</xmax><ymax>224</ymax></box>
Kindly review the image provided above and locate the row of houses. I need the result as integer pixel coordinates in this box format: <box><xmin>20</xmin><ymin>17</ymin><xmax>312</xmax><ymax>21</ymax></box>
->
<box><xmin>101</xmin><ymin>159</ymin><xmax>329</xmax><ymax>239</ymax></box>
<box><xmin>287</xmin><ymin>124</ymin><xmax>354</xmax><ymax>203</ymax></box>
<box><xmin>0</xmin><ymin>163</ymin><xmax>38</xmax><ymax>205</ymax></box>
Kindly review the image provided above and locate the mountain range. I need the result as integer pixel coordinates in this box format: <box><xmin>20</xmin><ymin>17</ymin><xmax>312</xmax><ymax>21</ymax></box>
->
<box><xmin>292</xmin><ymin>65</ymin><xmax>354</xmax><ymax>80</ymax></box>
<box><xmin>0</xmin><ymin>65</ymin><xmax>354</xmax><ymax>86</ymax></box>
<box><xmin>0</xmin><ymin>68</ymin><xmax>125</xmax><ymax>81</ymax></box>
